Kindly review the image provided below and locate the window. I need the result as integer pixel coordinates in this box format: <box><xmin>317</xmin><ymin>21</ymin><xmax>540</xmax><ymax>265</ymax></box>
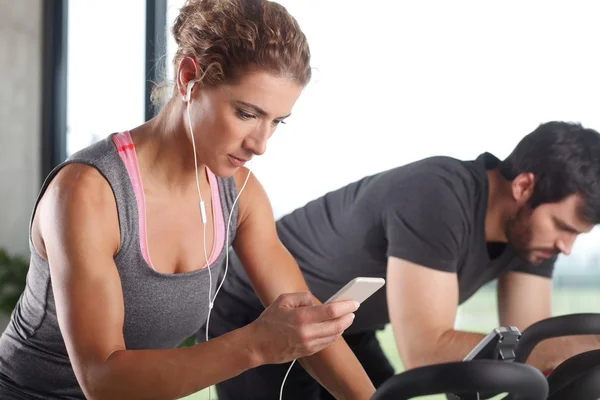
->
<box><xmin>66</xmin><ymin>0</ymin><xmax>146</xmax><ymax>156</ymax></box>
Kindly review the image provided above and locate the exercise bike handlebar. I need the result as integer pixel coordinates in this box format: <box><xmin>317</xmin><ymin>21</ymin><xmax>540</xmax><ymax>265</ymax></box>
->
<box><xmin>548</xmin><ymin>363</ymin><xmax>600</xmax><ymax>400</ymax></box>
<box><xmin>514</xmin><ymin>313</ymin><xmax>600</xmax><ymax>364</ymax></box>
<box><xmin>370</xmin><ymin>360</ymin><xmax>549</xmax><ymax>400</ymax></box>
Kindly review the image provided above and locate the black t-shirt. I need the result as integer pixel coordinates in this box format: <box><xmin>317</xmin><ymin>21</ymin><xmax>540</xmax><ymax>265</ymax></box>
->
<box><xmin>223</xmin><ymin>153</ymin><xmax>555</xmax><ymax>334</ymax></box>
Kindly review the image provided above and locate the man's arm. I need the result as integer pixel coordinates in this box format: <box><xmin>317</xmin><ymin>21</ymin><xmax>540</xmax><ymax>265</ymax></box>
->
<box><xmin>498</xmin><ymin>272</ymin><xmax>600</xmax><ymax>371</ymax></box>
<box><xmin>232</xmin><ymin>169</ymin><xmax>375</xmax><ymax>400</ymax></box>
<box><xmin>386</xmin><ymin>256</ymin><xmax>488</xmax><ymax>370</ymax></box>
<box><xmin>382</xmin><ymin>171</ymin><xmax>489</xmax><ymax>369</ymax></box>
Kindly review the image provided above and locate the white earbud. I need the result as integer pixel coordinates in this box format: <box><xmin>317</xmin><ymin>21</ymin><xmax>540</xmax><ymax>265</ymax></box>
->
<box><xmin>184</xmin><ymin>79</ymin><xmax>206</xmax><ymax>225</ymax></box>
<box><xmin>183</xmin><ymin>80</ymin><xmax>195</xmax><ymax>102</ymax></box>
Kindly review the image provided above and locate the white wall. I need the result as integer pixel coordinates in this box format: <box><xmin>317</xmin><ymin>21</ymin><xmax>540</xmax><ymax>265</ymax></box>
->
<box><xmin>0</xmin><ymin>0</ymin><xmax>42</xmax><ymax>257</ymax></box>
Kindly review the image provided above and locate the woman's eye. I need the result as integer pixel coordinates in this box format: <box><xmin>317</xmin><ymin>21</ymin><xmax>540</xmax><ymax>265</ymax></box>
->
<box><xmin>236</xmin><ymin>109</ymin><xmax>255</xmax><ymax>121</ymax></box>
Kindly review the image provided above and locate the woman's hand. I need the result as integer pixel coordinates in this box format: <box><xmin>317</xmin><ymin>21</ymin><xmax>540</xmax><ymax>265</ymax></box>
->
<box><xmin>246</xmin><ymin>292</ymin><xmax>358</xmax><ymax>365</ymax></box>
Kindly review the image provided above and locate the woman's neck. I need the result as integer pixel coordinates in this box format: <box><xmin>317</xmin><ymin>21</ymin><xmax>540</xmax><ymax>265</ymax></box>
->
<box><xmin>128</xmin><ymin>100</ymin><xmax>209</xmax><ymax>197</ymax></box>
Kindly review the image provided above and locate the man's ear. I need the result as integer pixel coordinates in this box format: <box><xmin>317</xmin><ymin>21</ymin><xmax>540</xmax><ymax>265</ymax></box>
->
<box><xmin>511</xmin><ymin>172</ymin><xmax>535</xmax><ymax>205</ymax></box>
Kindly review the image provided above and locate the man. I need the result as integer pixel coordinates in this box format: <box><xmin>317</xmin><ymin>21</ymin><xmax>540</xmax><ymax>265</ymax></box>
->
<box><xmin>206</xmin><ymin>121</ymin><xmax>600</xmax><ymax>399</ymax></box>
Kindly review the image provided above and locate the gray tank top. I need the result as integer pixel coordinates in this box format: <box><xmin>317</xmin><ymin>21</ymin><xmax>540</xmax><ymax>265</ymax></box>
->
<box><xmin>0</xmin><ymin>133</ymin><xmax>238</xmax><ymax>399</ymax></box>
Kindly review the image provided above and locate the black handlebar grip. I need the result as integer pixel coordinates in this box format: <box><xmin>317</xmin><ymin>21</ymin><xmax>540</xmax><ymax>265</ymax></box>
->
<box><xmin>515</xmin><ymin>313</ymin><xmax>600</xmax><ymax>363</ymax></box>
<box><xmin>371</xmin><ymin>360</ymin><xmax>548</xmax><ymax>400</ymax></box>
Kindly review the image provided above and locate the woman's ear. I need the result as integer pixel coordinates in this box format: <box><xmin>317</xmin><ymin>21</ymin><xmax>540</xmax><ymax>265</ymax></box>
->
<box><xmin>177</xmin><ymin>56</ymin><xmax>201</xmax><ymax>101</ymax></box>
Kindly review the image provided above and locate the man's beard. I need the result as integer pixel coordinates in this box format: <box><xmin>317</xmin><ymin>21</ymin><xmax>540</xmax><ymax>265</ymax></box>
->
<box><xmin>505</xmin><ymin>206</ymin><xmax>553</xmax><ymax>265</ymax></box>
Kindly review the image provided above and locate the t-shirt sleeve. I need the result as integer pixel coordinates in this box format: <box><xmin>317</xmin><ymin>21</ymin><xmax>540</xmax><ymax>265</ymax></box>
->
<box><xmin>383</xmin><ymin>174</ymin><xmax>468</xmax><ymax>273</ymax></box>
<box><xmin>511</xmin><ymin>254</ymin><xmax>556</xmax><ymax>278</ymax></box>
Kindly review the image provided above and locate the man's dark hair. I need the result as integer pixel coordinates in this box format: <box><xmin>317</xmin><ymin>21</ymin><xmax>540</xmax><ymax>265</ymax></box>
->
<box><xmin>498</xmin><ymin>121</ymin><xmax>600</xmax><ymax>224</ymax></box>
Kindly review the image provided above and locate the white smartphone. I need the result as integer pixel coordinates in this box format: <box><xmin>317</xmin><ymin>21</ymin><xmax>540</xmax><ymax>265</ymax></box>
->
<box><xmin>325</xmin><ymin>277</ymin><xmax>386</xmax><ymax>304</ymax></box>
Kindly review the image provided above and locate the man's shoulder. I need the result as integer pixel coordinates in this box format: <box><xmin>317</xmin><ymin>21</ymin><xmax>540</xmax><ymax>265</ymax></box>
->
<box><xmin>377</xmin><ymin>155</ymin><xmax>482</xmax><ymax>199</ymax></box>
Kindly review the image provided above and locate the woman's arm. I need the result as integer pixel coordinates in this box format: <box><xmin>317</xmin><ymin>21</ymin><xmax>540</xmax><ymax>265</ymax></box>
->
<box><xmin>232</xmin><ymin>169</ymin><xmax>376</xmax><ymax>400</ymax></box>
<box><xmin>37</xmin><ymin>164</ymin><xmax>261</xmax><ymax>399</ymax></box>
<box><xmin>39</xmin><ymin>164</ymin><xmax>353</xmax><ymax>400</ymax></box>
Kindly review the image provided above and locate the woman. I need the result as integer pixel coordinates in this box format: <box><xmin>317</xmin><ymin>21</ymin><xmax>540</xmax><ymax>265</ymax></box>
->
<box><xmin>0</xmin><ymin>0</ymin><xmax>376</xmax><ymax>399</ymax></box>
